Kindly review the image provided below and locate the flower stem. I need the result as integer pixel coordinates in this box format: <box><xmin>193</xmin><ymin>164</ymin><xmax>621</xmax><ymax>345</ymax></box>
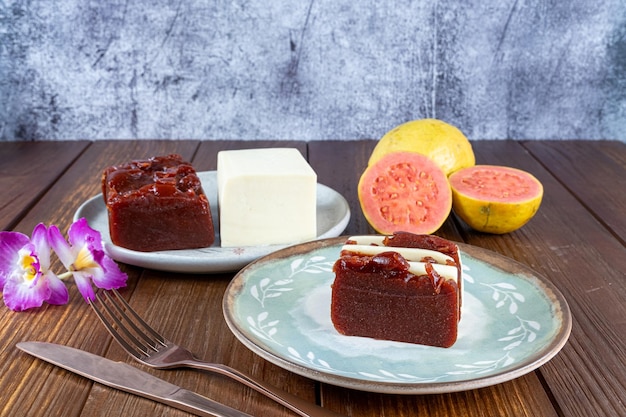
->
<box><xmin>57</xmin><ymin>271</ymin><xmax>73</xmax><ymax>281</ymax></box>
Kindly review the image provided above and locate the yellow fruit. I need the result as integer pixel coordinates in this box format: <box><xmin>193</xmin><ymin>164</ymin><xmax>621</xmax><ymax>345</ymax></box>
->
<box><xmin>448</xmin><ymin>165</ymin><xmax>543</xmax><ymax>234</ymax></box>
<box><xmin>369</xmin><ymin>119</ymin><xmax>475</xmax><ymax>176</ymax></box>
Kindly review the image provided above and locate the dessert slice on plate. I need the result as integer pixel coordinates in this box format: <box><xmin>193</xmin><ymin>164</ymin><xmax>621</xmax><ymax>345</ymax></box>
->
<box><xmin>331</xmin><ymin>232</ymin><xmax>462</xmax><ymax>348</ymax></box>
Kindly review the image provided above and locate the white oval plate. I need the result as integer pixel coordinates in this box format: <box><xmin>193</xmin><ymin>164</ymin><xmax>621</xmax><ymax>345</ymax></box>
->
<box><xmin>73</xmin><ymin>172</ymin><xmax>350</xmax><ymax>273</ymax></box>
<box><xmin>223</xmin><ymin>237</ymin><xmax>572</xmax><ymax>394</ymax></box>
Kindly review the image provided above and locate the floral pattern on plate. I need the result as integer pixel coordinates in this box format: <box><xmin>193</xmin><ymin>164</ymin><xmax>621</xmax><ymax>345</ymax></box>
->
<box><xmin>224</xmin><ymin>239</ymin><xmax>571</xmax><ymax>394</ymax></box>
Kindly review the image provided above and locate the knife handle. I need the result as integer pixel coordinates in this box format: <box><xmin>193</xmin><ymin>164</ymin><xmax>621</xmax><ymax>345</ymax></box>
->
<box><xmin>166</xmin><ymin>389</ymin><xmax>254</xmax><ymax>417</ymax></box>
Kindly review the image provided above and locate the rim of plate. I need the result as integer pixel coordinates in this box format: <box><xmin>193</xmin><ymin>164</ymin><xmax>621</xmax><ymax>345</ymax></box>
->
<box><xmin>222</xmin><ymin>237</ymin><xmax>572</xmax><ymax>394</ymax></box>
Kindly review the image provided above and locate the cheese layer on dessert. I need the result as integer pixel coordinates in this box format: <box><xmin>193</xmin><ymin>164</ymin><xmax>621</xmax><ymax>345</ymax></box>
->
<box><xmin>217</xmin><ymin>148</ymin><xmax>317</xmax><ymax>247</ymax></box>
<box><xmin>342</xmin><ymin>236</ymin><xmax>459</xmax><ymax>282</ymax></box>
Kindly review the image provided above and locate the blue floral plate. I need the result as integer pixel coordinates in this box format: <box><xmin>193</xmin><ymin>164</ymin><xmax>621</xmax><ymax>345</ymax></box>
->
<box><xmin>223</xmin><ymin>237</ymin><xmax>571</xmax><ymax>394</ymax></box>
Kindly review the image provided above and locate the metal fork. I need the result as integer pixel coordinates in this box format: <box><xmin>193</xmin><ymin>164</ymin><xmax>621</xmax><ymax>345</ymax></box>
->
<box><xmin>89</xmin><ymin>289</ymin><xmax>345</xmax><ymax>417</ymax></box>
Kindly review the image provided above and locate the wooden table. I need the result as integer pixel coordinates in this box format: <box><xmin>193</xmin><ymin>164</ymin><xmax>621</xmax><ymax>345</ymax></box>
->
<box><xmin>1</xmin><ymin>139</ymin><xmax>624</xmax><ymax>417</ymax></box>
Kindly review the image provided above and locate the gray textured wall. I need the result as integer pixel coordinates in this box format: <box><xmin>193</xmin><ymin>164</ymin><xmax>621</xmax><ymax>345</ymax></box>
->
<box><xmin>1</xmin><ymin>1</ymin><xmax>625</xmax><ymax>142</ymax></box>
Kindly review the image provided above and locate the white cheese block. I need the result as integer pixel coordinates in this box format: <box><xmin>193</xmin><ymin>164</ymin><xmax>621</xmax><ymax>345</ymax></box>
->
<box><xmin>217</xmin><ymin>148</ymin><xmax>317</xmax><ymax>247</ymax></box>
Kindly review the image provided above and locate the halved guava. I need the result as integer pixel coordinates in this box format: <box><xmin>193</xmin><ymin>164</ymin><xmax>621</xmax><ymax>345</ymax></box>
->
<box><xmin>358</xmin><ymin>152</ymin><xmax>452</xmax><ymax>235</ymax></box>
<box><xmin>448</xmin><ymin>165</ymin><xmax>543</xmax><ymax>234</ymax></box>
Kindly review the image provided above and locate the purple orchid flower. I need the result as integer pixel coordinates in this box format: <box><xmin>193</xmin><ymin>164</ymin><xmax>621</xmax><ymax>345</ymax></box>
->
<box><xmin>48</xmin><ymin>218</ymin><xmax>127</xmax><ymax>302</ymax></box>
<box><xmin>0</xmin><ymin>224</ymin><xmax>69</xmax><ymax>311</ymax></box>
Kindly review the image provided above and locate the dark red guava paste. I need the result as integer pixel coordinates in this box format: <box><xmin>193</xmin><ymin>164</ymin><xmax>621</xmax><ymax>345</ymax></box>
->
<box><xmin>102</xmin><ymin>154</ymin><xmax>215</xmax><ymax>252</ymax></box>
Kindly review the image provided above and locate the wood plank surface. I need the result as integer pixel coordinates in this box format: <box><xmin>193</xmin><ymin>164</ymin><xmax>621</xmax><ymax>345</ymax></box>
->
<box><xmin>12</xmin><ymin>140</ymin><xmax>200</xmax><ymax>235</ymax></box>
<box><xmin>457</xmin><ymin>140</ymin><xmax>626</xmax><ymax>417</ymax></box>
<box><xmin>307</xmin><ymin>140</ymin><xmax>376</xmax><ymax>237</ymax></box>
<box><xmin>0</xmin><ymin>141</ymin><xmax>89</xmax><ymax>231</ymax></box>
<box><xmin>523</xmin><ymin>140</ymin><xmax>626</xmax><ymax>244</ymax></box>
<box><xmin>0</xmin><ymin>140</ymin><xmax>624</xmax><ymax>417</ymax></box>
<box><xmin>2</xmin><ymin>140</ymin><xmax>202</xmax><ymax>417</ymax></box>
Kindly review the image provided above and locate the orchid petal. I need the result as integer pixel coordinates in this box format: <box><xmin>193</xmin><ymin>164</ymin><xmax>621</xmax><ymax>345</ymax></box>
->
<box><xmin>72</xmin><ymin>270</ymin><xmax>97</xmax><ymax>302</ymax></box>
<box><xmin>0</xmin><ymin>231</ymin><xmax>31</xmax><ymax>288</ymax></box>
<box><xmin>45</xmin><ymin>271</ymin><xmax>70</xmax><ymax>305</ymax></box>
<box><xmin>0</xmin><ymin>225</ymin><xmax>63</xmax><ymax>310</ymax></box>
<box><xmin>69</xmin><ymin>218</ymin><xmax>102</xmax><ymax>251</ymax></box>
<box><xmin>58</xmin><ymin>218</ymin><xmax>128</xmax><ymax>302</ymax></box>
<box><xmin>30</xmin><ymin>223</ymin><xmax>51</xmax><ymax>270</ymax></box>
<box><xmin>3</xmin><ymin>270</ymin><xmax>49</xmax><ymax>311</ymax></box>
<box><xmin>47</xmin><ymin>225</ymin><xmax>74</xmax><ymax>268</ymax></box>
<box><xmin>95</xmin><ymin>256</ymin><xmax>128</xmax><ymax>290</ymax></box>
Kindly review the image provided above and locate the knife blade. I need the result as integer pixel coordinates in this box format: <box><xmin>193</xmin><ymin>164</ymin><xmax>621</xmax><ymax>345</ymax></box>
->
<box><xmin>17</xmin><ymin>341</ymin><xmax>253</xmax><ymax>417</ymax></box>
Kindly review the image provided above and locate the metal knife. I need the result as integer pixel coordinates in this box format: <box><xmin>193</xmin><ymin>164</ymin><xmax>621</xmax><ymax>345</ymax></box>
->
<box><xmin>17</xmin><ymin>341</ymin><xmax>253</xmax><ymax>417</ymax></box>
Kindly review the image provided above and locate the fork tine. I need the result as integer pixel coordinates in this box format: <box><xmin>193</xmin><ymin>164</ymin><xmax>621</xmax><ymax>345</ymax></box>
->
<box><xmin>99</xmin><ymin>292</ymin><xmax>157</xmax><ymax>351</ymax></box>
<box><xmin>91</xmin><ymin>293</ymin><xmax>338</xmax><ymax>417</ymax></box>
<box><xmin>90</xmin><ymin>289</ymin><xmax>168</xmax><ymax>358</ymax></box>
<box><xmin>99</xmin><ymin>291</ymin><xmax>163</xmax><ymax>351</ymax></box>
<box><xmin>89</xmin><ymin>293</ymin><xmax>147</xmax><ymax>358</ymax></box>
<box><xmin>109</xmin><ymin>289</ymin><xmax>166</xmax><ymax>346</ymax></box>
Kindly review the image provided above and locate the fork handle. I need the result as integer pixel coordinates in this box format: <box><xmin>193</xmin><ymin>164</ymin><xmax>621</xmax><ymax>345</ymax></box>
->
<box><xmin>182</xmin><ymin>359</ymin><xmax>347</xmax><ymax>417</ymax></box>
